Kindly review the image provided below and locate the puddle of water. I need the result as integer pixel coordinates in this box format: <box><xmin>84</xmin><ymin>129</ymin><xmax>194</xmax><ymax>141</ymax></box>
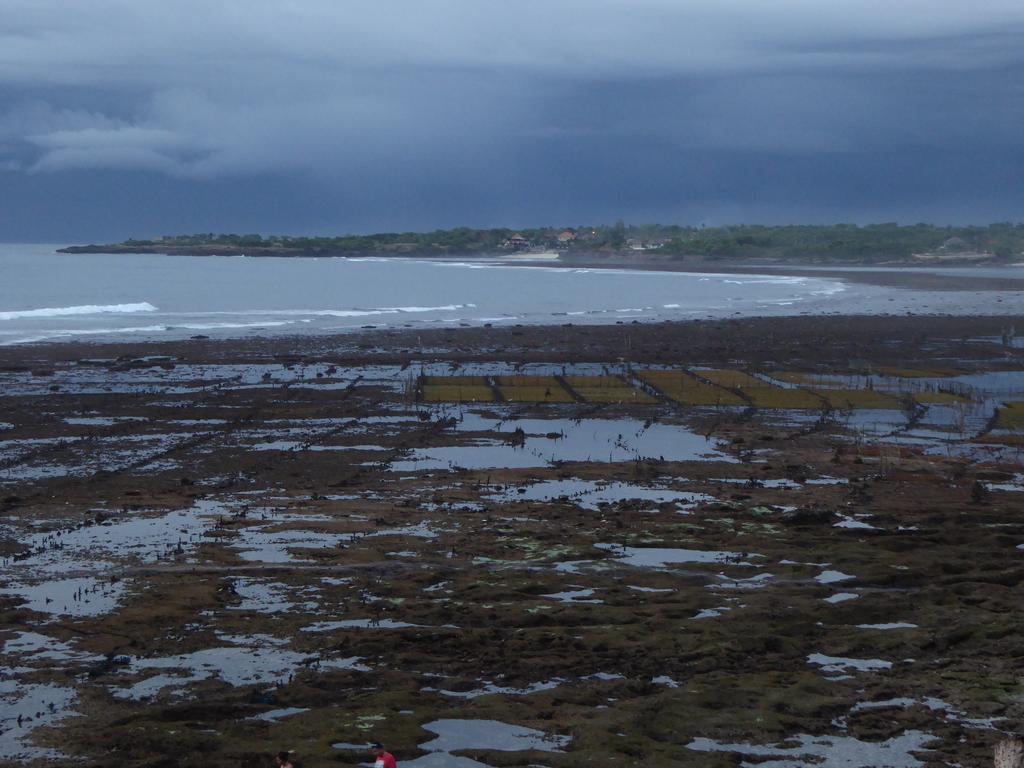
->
<box><xmin>217</xmin><ymin>633</ymin><xmax>289</xmax><ymax>647</ymax></box>
<box><xmin>7</xmin><ymin>500</ymin><xmax>229</xmax><ymax>573</ymax></box>
<box><xmin>835</xmin><ymin>409</ymin><xmax>910</xmax><ymax>436</ymax></box>
<box><xmin>851</xmin><ymin>697</ymin><xmax>1003</xmax><ymax>730</ymax></box>
<box><xmin>541</xmin><ymin>588</ymin><xmax>601</xmax><ymax>604</ymax></box>
<box><xmin>319</xmin><ymin>656</ymin><xmax>372</xmax><ymax>672</ymax></box>
<box><xmin>834</xmin><ymin>515</ymin><xmax>880</xmax><ymax>531</ymax></box>
<box><xmin>0</xmin><ymin>680</ymin><xmax>78</xmax><ymax>762</ymax></box>
<box><xmin>816</xmin><ymin>570</ymin><xmax>855</xmax><ymax>584</ymax></box>
<box><xmin>488</xmin><ymin>478</ymin><xmax>711</xmax><ymax>512</ymax></box>
<box><xmin>825</xmin><ymin>593</ymin><xmax>860</xmax><ymax>604</ymax></box>
<box><xmin>229</xmin><ymin>578</ymin><xmax>316</xmax><ymax>614</ymax></box>
<box><xmin>397</xmin><ymin>755</ymin><xmax>495</xmax><ymax>768</ymax></box>
<box><xmin>392</xmin><ymin>412</ymin><xmax>735</xmax><ymax>471</ymax></box>
<box><xmin>586</xmin><ymin>672</ymin><xmax>625</xmax><ymax>681</ymax></box>
<box><xmin>708</xmin><ymin>573</ymin><xmax>773</xmax><ymax>590</ymax></box>
<box><xmin>228</xmin><ymin>524</ymin><xmax>351</xmax><ymax>564</ymax></box>
<box><xmin>250</xmin><ymin>441</ymin><xmax>388</xmax><ymax>452</ymax></box>
<box><xmin>692</xmin><ymin>607</ymin><xmax>731</xmax><ymax>619</ymax></box>
<box><xmin>985</xmin><ymin>473</ymin><xmax>1024</xmax><ymax>492</ymax></box>
<box><xmin>332</xmin><ymin>741</ymin><xmax>376</xmax><ymax>751</ymax></box>
<box><xmin>246</xmin><ymin>707</ymin><xmax>309</xmax><ymax>722</ymax></box>
<box><xmin>807</xmin><ymin>653</ymin><xmax>893</xmax><ymax>673</ymax></box>
<box><xmin>1</xmin><ymin>577</ymin><xmax>126</xmax><ymax>619</ymax></box>
<box><xmin>710</xmin><ymin>477</ymin><xmax>846</xmax><ymax>489</ymax></box>
<box><xmin>431</xmin><ymin>679</ymin><xmax>564</xmax><ymax>699</ymax></box>
<box><xmin>857</xmin><ymin>622</ymin><xmax>917</xmax><ymax>630</ymax></box>
<box><xmin>1</xmin><ymin>632</ymin><xmax>99</xmax><ymax>663</ymax></box>
<box><xmin>302</xmin><ymin>619</ymin><xmax>427</xmax><ymax>631</ymax></box>
<box><xmin>419</xmin><ymin>718</ymin><xmax>570</xmax><ymax>753</ymax></box>
<box><xmin>652</xmin><ymin>675</ymin><xmax>680</xmax><ymax>687</ymax></box>
<box><xmin>65</xmin><ymin>416</ymin><xmax>146</xmax><ymax>426</ymax></box>
<box><xmin>596</xmin><ymin>543</ymin><xmax>750</xmax><ymax>568</ymax></box>
<box><xmin>687</xmin><ymin>730</ymin><xmax>935</xmax><ymax>768</ymax></box>
<box><xmin>226</xmin><ymin>517</ymin><xmax>438</xmax><ymax>564</ymax></box>
<box><xmin>113</xmin><ymin>643</ymin><xmax>310</xmax><ymax>700</ymax></box>
<box><xmin>552</xmin><ymin>560</ymin><xmax>592</xmax><ymax>574</ymax></box>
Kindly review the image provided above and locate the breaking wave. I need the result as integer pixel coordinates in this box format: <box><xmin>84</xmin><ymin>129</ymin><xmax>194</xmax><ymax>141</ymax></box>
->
<box><xmin>0</xmin><ymin>302</ymin><xmax>157</xmax><ymax>321</ymax></box>
<box><xmin>211</xmin><ymin>304</ymin><xmax>477</xmax><ymax>318</ymax></box>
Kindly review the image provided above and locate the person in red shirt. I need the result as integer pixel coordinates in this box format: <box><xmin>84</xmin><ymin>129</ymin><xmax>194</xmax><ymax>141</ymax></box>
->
<box><xmin>371</xmin><ymin>742</ymin><xmax>397</xmax><ymax>768</ymax></box>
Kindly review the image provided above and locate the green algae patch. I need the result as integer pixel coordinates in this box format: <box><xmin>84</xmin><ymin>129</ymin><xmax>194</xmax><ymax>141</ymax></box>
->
<box><xmin>814</xmin><ymin>388</ymin><xmax>905</xmax><ymax>409</ymax></box>
<box><xmin>563</xmin><ymin>375</ymin><xmax>657</xmax><ymax>405</ymax></box>
<box><xmin>996</xmin><ymin>401</ymin><xmax>1024</xmax><ymax>429</ymax></box>
<box><xmin>637</xmin><ymin>370</ymin><xmax>746</xmax><ymax>406</ymax></box>
<box><xmin>421</xmin><ymin>376</ymin><xmax>496</xmax><ymax>403</ymax></box>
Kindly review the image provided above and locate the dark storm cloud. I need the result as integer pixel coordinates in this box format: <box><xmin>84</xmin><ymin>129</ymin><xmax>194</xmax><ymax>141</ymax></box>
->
<box><xmin>1</xmin><ymin>1</ymin><xmax>1023</xmax><ymax>238</ymax></box>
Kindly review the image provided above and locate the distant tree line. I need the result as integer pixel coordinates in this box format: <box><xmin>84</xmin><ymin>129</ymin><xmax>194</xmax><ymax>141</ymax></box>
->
<box><xmin>118</xmin><ymin>222</ymin><xmax>1024</xmax><ymax>261</ymax></box>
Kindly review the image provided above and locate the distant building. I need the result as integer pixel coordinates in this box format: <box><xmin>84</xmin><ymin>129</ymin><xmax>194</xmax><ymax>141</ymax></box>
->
<box><xmin>556</xmin><ymin>230</ymin><xmax>576</xmax><ymax>243</ymax></box>
<box><xmin>502</xmin><ymin>233</ymin><xmax>530</xmax><ymax>250</ymax></box>
<box><xmin>625</xmin><ymin>238</ymin><xmax>668</xmax><ymax>251</ymax></box>
<box><xmin>940</xmin><ymin>236</ymin><xmax>968</xmax><ymax>251</ymax></box>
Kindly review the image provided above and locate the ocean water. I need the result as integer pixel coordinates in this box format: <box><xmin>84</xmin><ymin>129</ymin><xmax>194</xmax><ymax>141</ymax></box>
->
<box><xmin>0</xmin><ymin>245</ymin><xmax>1015</xmax><ymax>345</ymax></box>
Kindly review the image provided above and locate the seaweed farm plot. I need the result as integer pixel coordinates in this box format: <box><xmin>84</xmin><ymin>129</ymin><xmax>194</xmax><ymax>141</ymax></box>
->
<box><xmin>0</xmin><ymin>330</ymin><xmax>1022</xmax><ymax>767</ymax></box>
<box><xmin>560</xmin><ymin>375</ymin><xmax>656</xmax><ymax>404</ymax></box>
<box><xmin>423</xmin><ymin>373</ymin><xmax>658</xmax><ymax>405</ymax></box>
<box><xmin>637</xmin><ymin>369</ymin><xmax>746</xmax><ymax>406</ymax></box>
<box><xmin>420</xmin><ymin>376</ymin><xmax>495</xmax><ymax>403</ymax></box>
<box><xmin>697</xmin><ymin>369</ymin><xmax>827</xmax><ymax>409</ymax></box>
<box><xmin>493</xmin><ymin>375</ymin><xmax>575</xmax><ymax>403</ymax></box>
<box><xmin>997</xmin><ymin>401</ymin><xmax>1024</xmax><ymax>429</ymax></box>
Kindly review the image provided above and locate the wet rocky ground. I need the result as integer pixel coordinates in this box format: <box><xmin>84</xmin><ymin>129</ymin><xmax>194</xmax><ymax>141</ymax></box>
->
<box><xmin>0</xmin><ymin>314</ymin><xmax>1022</xmax><ymax>767</ymax></box>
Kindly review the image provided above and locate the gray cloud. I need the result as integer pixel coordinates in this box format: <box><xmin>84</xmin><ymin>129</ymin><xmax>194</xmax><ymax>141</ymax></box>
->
<box><xmin>0</xmin><ymin>1</ymin><xmax>1022</xmax><ymax>236</ymax></box>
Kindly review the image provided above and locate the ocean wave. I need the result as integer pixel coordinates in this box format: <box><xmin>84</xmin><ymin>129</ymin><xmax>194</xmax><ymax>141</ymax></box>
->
<box><xmin>173</xmin><ymin>321</ymin><xmax>294</xmax><ymax>330</ymax></box>
<box><xmin>0</xmin><ymin>302</ymin><xmax>157</xmax><ymax>321</ymax></box>
<box><xmin>0</xmin><ymin>324</ymin><xmax>169</xmax><ymax>345</ymax></box>
<box><xmin>224</xmin><ymin>304</ymin><xmax>477</xmax><ymax>318</ymax></box>
<box><xmin>0</xmin><ymin>320</ymin><xmax>295</xmax><ymax>345</ymax></box>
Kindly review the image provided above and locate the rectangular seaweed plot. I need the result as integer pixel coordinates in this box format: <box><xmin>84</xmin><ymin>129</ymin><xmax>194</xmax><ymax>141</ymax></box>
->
<box><xmin>697</xmin><ymin>369</ymin><xmax>826</xmax><ymax>409</ymax></box>
<box><xmin>421</xmin><ymin>376</ymin><xmax>495</xmax><ymax>403</ymax></box>
<box><xmin>813</xmin><ymin>389</ymin><xmax>905</xmax><ymax>410</ymax></box>
<box><xmin>637</xmin><ymin>370</ymin><xmax>745</xmax><ymax>406</ymax></box>
<box><xmin>911</xmin><ymin>391</ymin><xmax>971</xmax><ymax>405</ymax></box>
<box><xmin>996</xmin><ymin>401</ymin><xmax>1024</xmax><ymax>429</ymax></box>
<box><xmin>494</xmin><ymin>376</ymin><xmax>575</xmax><ymax>403</ymax></box>
<box><xmin>872</xmin><ymin>366</ymin><xmax>964</xmax><ymax>378</ymax></box>
<box><xmin>562</xmin><ymin>376</ymin><xmax>657</xmax><ymax>404</ymax></box>
<box><xmin>774</xmin><ymin>372</ymin><xmax>965</xmax><ymax>407</ymax></box>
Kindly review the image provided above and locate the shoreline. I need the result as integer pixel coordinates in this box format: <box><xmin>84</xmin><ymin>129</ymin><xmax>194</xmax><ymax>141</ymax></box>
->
<box><xmin>47</xmin><ymin>245</ymin><xmax>1024</xmax><ymax>292</ymax></box>
<box><xmin>500</xmin><ymin>256</ymin><xmax>1024</xmax><ymax>292</ymax></box>
<box><xmin>4</xmin><ymin>246</ymin><xmax>1024</xmax><ymax>349</ymax></box>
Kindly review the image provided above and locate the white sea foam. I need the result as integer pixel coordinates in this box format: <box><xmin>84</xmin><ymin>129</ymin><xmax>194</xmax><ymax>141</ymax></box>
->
<box><xmin>194</xmin><ymin>304</ymin><xmax>476</xmax><ymax>318</ymax></box>
<box><xmin>0</xmin><ymin>302</ymin><xmax>157</xmax><ymax>321</ymax></box>
<box><xmin>0</xmin><ymin>321</ymin><xmax>295</xmax><ymax>345</ymax></box>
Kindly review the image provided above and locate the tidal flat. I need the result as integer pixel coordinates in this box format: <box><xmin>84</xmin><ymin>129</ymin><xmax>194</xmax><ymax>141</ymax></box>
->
<box><xmin>0</xmin><ymin>314</ymin><xmax>1021</xmax><ymax>767</ymax></box>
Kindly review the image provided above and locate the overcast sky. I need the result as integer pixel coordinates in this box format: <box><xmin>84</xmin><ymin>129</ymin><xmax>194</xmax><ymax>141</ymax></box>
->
<box><xmin>1</xmin><ymin>0</ymin><xmax>1023</xmax><ymax>241</ymax></box>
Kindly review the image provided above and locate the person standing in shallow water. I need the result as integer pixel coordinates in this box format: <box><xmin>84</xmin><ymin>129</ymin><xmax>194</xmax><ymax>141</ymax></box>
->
<box><xmin>371</xmin><ymin>742</ymin><xmax>397</xmax><ymax>768</ymax></box>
